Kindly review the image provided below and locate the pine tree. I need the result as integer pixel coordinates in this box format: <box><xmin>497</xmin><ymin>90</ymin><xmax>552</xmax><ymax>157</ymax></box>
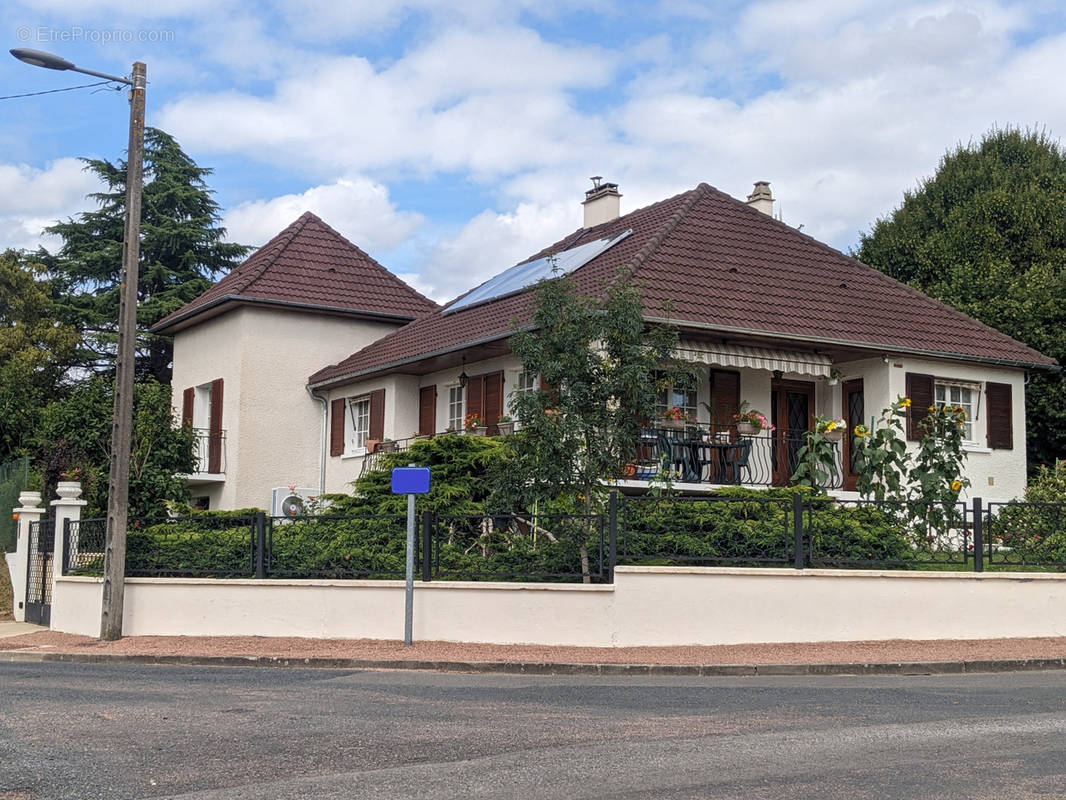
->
<box><xmin>856</xmin><ymin>127</ymin><xmax>1066</xmax><ymax>471</ymax></box>
<box><xmin>44</xmin><ymin>128</ymin><xmax>250</xmax><ymax>383</ymax></box>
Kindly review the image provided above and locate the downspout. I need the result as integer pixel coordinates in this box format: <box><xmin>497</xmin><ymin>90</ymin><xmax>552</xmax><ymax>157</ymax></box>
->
<box><xmin>306</xmin><ymin>385</ymin><xmax>328</xmax><ymax>495</ymax></box>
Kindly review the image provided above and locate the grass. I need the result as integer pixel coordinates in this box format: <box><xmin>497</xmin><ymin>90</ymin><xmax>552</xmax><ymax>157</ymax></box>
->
<box><xmin>0</xmin><ymin>555</ymin><xmax>13</xmax><ymax>620</ymax></box>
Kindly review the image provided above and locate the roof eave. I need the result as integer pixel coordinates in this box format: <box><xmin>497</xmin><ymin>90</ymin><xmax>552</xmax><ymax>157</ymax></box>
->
<box><xmin>307</xmin><ymin>329</ymin><xmax>519</xmax><ymax>390</ymax></box>
<box><xmin>646</xmin><ymin>317</ymin><xmax>1060</xmax><ymax>372</ymax></box>
<box><xmin>151</xmin><ymin>295</ymin><xmax>422</xmax><ymax>335</ymax></box>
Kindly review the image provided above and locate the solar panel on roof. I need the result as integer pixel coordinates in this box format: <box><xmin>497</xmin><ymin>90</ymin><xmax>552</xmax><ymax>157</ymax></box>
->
<box><xmin>441</xmin><ymin>229</ymin><xmax>633</xmax><ymax>315</ymax></box>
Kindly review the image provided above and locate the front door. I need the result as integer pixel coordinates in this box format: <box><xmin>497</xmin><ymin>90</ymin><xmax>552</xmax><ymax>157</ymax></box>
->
<box><xmin>770</xmin><ymin>380</ymin><xmax>814</xmax><ymax>486</ymax></box>
<box><xmin>842</xmin><ymin>379</ymin><xmax>865</xmax><ymax>491</ymax></box>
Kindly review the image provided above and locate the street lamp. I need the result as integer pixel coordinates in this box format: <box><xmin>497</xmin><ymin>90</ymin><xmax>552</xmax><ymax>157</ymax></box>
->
<box><xmin>11</xmin><ymin>47</ymin><xmax>146</xmax><ymax>641</ymax></box>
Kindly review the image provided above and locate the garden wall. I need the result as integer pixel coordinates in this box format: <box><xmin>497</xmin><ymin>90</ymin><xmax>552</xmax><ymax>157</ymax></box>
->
<box><xmin>52</xmin><ymin>566</ymin><xmax>1066</xmax><ymax>646</ymax></box>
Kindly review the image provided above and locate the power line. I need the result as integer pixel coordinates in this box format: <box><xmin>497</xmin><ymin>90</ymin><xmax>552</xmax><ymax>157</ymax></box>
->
<box><xmin>0</xmin><ymin>80</ymin><xmax>120</xmax><ymax>101</ymax></box>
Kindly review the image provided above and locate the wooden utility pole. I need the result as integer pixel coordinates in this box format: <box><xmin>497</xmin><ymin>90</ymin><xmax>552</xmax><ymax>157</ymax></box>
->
<box><xmin>100</xmin><ymin>61</ymin><xmax>146</xmax><ymax>641</ymax></box>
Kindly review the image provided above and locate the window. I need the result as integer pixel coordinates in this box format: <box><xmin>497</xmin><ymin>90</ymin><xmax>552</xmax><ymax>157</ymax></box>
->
<box><xmin>346</xmin><ymin>396</ymin><xmax>370</xmax><ymax>451</ymax></box>
<box><xmin>654</xmin><ymin>371</ymin><xmax>698</xmax><ymax>420</ymax></box>
<box><xmin>448</xmin><ymin>386</ymin><xmax>465</xmax><ymax>430</ymax></box>
<box><xmin>514</xmin><ymin>371</ymin><xmax>538</xmax><ymax>394</ymax></box>
<box><xmin>934</xmin><ymin>381</ymin><xmax>976</xmax><ymax>441</ymax></box>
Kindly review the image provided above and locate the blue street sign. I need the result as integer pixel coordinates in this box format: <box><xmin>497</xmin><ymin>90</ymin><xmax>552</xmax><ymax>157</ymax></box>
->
<box><xmin>391</xmin><ymin>466</ymin><xmax>430</xmax><ymax>495</ymax></box>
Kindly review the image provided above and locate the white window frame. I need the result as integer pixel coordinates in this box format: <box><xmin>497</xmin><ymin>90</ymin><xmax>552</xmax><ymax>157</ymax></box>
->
<box><xmin>346</xmin><ymin>395</ymin><xmax>371</xmax><ymax>454</ymax></box>
<box><xmin>934</xmin><ymin>380</ymin><xmax>979</xmax><ymax>444</ymax></box>
<box><xmin>447</xmin><ymin>385</ymin><xmax>465</xmax><ymax>431</ymax></box>
<box><xmin>654</xmin><ymin>370</ymin><xmax>698</xmax><ymax>421</ymax></box>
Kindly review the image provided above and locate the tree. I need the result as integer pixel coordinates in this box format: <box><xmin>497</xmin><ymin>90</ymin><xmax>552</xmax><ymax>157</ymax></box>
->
<box><xmin>498</xmin><ymin>271</ymin><xmax>680</xmax><ymax>514</ymax></box>
<box><xmin>0</xmin><ymin>250</ymin><xmax>79</xmax><ymax>462</ymax></box>
<box><xmin>44</xmin><ymin>128</ymin><xmax>250</xmax><ymax>384</ymax></box>
<box><xmin>855</xmin><ymin>127</ymin><xmax>1066</xmax><ymax>471</ymax></box>
<box><xmin>34</xmin><ymin>376</ymin><xmax>195</xmax><ymax>517</ymax></box>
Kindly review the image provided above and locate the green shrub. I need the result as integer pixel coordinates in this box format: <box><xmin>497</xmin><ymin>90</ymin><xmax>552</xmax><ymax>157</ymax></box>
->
<box><xmin>987</xmin><ymin>462</ymin><xmax>1066</xmax><ymax>566</ymax></box>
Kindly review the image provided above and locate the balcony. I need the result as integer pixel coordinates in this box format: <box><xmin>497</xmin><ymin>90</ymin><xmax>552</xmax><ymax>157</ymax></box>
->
<box><xmin>186</xmin><ymin>427</ymin><xmax>227</xmax><ymax>483</ymax></box>
<box><xmin>354</xmin><ymin>424</ymin><xmax>846</xmax><ymax>491</ymax></box>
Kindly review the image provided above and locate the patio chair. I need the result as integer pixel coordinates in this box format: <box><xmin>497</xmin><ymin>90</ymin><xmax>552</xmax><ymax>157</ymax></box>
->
<box><xmin>658</xmin><ymin>431</ymin><xmax>697</xmax><ymax>481</ymax></box>
<box><xmin>722</xmin><ymin>438</ymin><xmax>753</xmax><ymax>485</ymax></box>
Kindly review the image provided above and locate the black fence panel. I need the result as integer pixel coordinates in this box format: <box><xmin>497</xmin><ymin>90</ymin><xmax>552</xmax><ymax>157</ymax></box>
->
<box><xmin>428</xmin><ymin>513</ymin><xmax>607</xmax><ymax>582</ymax></box>
<box><xmin>63</xmin><ymin>518</ymin><xmax>108</xmax><ymax>576</ymax></box>
<box><xmin>618</xmin><ymin>495</ymin><xmax>796</xmax><ymax>567</ymax></box>
<box><xmin>985</xmin><ymin>501</ymin><xmax>1066</xmax><ymax>571</ymax></box>
<box><xmin>805</xmin><ymin>498</ymin><xmax>971</xmax><ymax>569</ymax></box>
<box><xmin>122</xmin><ymin>515</ymin><xmax>259</xmax><ymax>578</ymax></box>
<box><xmin>266</xmin><ymin>514</ymin><xmax>409</xmax><ymax>579</ymax></box>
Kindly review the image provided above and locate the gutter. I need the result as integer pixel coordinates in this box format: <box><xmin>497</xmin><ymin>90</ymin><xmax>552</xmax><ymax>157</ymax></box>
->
<box><xmin>305</xmin><ymin>385</ymin><xmax>328</xmax><ymax>495</ymax></box>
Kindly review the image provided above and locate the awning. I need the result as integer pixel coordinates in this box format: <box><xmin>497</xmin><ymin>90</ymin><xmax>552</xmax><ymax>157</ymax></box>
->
<box><xmin>674</xmin><ymin>341</ymin><xmax>832</xmax><ymax>378</ymax></box>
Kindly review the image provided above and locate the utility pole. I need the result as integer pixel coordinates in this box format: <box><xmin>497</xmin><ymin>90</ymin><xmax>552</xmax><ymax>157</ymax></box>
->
<box><xmin>100</xmin><ymin>61</ymin><xmax>146</xmax><ymax>641</ymax></box>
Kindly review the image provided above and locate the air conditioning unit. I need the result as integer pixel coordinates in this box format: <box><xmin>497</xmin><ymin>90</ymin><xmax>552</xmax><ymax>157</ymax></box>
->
<box><xmin>270</xmin><ymin>487</ymin><xmax>317</xmax><ymax>518</ymax></box>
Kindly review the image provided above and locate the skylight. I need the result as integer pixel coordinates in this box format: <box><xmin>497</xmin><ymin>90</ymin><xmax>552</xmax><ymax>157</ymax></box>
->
<box><xmin>441</xmin><ymin>229</ymin><xmax>633</xmax><ymax>315</ymax></box>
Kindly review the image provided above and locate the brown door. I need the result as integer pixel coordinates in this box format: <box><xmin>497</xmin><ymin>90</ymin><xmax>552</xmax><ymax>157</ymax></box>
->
<box><xmin>770</xmin><ymin>379</ymin><xmax>814</xmax><ymax>486</ymax></box>
<box><xmin>842</xmin><ymin>379</ymin><xmax>864</xmax><ymax>491</ymax></box>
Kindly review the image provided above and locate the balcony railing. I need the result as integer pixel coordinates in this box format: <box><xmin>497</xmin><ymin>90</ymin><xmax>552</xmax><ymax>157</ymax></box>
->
<box><xmin>355</xmin><ymin>424</ymin><xmax>845</xmax><ymax>489</ymax></box>
<box><xmin>191</xmin><ymin>427</ymin><xmax>226</xmax><ymax>475</ymax></box>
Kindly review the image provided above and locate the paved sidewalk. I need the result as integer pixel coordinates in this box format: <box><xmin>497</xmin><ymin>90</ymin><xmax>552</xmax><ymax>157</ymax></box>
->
<box><xmin>0</xmin><ymin>621</ymin><xmax>47</xmax><ymax>638</ymax></box>
<box><xmin>3</xmin><ymin>629</ymin><xmax>1066</xmax><ymax>676</ymax></box>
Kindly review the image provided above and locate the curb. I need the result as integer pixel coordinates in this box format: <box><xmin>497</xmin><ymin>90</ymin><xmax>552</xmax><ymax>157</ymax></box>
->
<box><xmin>3</xmin><ymin>650</ymin><xmax>1066</xmax><ymax>676</ymax></box>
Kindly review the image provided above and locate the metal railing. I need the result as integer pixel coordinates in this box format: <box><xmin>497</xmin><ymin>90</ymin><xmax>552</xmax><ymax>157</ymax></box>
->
<box><xmin>58</xmin><ymin>496</ymin><xmax>1066</xmax><ymax>582</ymax></box>
<box><xmin>190</xmin><ymin>427</ymin><xmax>227</xmax><ymax>474</ymax></box>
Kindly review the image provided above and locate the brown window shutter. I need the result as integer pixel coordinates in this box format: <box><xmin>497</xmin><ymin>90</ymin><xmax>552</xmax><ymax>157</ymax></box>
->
<box><xmin>483</xmin><ymin>371</ymin><xmax>504</xmax><ymax>433</ymax></box>
<box><xmin>986</xmin><ymin>382</ymin><xmax>1013</xmax><ymax>450</ymax></box>
<box><xmin>466</xmin><ymin>375</ymin><xmax>484</xmax><ymax>425</ymax></box>
<box><xmin>208</xmin><ymin>378</ymin><xmax>224</xmax><ymax>473</ymax></box>
<box><xmin>709</xmin><ymin>370</ymin><xmax>740</xmax><ymax>428</ymax></box>
<box><xmin>330</xmin><ymin>398</ymin><xmax>345</xmax><ymax>457</ymax></box>
<box><xmin>181</xmin><ymin>387</ymin><xmax>194</xmax><ymax>427</ymax></box>
<box><xmin>418</xmin><ymin>386</ymin><xmax>437</xmax><ymax>436</ymax></box>
<box><xmin>905</xmin><ymin>372</ymin><xmax>934</xmax><ymax>441</ymax></box>
<box><xmin>369</xmin><ymin>388</ymin><xmax>385</xmax><ymax>442</ymax></box>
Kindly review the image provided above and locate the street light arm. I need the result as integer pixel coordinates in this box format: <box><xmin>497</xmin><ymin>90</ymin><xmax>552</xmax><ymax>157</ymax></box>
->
<box><xmin>10</xmin><ymin>48</ymin><xmax>132</xmax><ymax>86</ymax></box>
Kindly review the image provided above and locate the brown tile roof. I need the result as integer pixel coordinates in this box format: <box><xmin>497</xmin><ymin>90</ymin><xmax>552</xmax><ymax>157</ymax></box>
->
<box><xmin>308</xmin><ymin>183</ymin><xmax>1055</xmax><ymax>388</ymax></box>
<box><xmin>151</xmin><ymin>212</ymin><xmax>438</xmax><ymax>333</ymax></box>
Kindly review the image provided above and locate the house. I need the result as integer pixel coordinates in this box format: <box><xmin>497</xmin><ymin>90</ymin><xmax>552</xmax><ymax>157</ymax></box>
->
<box><xmin>150</xmin><ymin>212</ymin><xmax>438</xmax><ymax>511</ymax></box>
<box><xmin>160</xmin><ymin>181</ymin><xmax>1056</xmax><ymax>509</ymax></box>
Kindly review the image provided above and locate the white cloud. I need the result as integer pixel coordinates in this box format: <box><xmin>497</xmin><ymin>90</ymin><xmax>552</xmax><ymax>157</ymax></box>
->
<box><xmin>223</xmin><ymin>177</ymin><xmax>423</xmax><ymax>251</ymax></box>
<box><xmin>416</xmin><ymin>201</ymin><xmax>576</xmax><ymax>302</ymax></box>
<box><xmin>0</xmin><ymin>158</ymin><xmax>104</xmax><ymax>251</ymax></box>
<box><xmin>157</xmin><ymin>26</ymin><xmax>616</xmax><ymax>179</ymax></box>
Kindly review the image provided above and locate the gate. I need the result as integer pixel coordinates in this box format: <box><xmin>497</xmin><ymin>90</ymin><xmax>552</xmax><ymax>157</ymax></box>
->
<box><xmin>25</xmin><ymin>519</ymin><xmax>55</xmax><ymax>626</ymax></box>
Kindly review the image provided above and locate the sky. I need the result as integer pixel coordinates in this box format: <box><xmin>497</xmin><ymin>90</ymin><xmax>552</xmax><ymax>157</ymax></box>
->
<box><xmin>3</xmin><ymin>0</ymin><xmax>1066</xmax><ymax>303</ymax></box>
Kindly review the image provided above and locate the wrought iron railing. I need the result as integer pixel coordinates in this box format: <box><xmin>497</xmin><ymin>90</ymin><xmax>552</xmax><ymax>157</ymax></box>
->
<box><xmin>190</xmin><ymin>427</ymin><xmax>227</xmax><ymax>474</ymax></box>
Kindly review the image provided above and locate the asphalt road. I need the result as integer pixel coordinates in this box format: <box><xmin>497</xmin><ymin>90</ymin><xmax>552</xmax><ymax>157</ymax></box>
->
<box><xmin>2</xmin><ymin>663</ymin><xmax>1066</xmax><ymax>799</ymax></box>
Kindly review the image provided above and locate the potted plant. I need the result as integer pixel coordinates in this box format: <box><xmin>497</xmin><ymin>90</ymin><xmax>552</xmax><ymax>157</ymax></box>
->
<box><xmin>378</xmin><ymin>437</ymin><xmax>398</xmax><ymax>452</ymax></box>
<box><xmin>56</xmin><ymin>466</ymin><xmax>84</xmax><ymax>500</ymax></box>
<box><xmin>659</xmin><ymin>406</ymin><xmax>690</xmax><ymax>431</ymax></box>
<box><xmin>497</xmin><ymin>415</ymin><xmax>515</xmax><ymax>435</ymax></box>
<box><xmin>816</xmin><ymin>416</ymin><xmax>846</xmax><ymax>442</ymax></box>
<box><xmin>733</xmin><ymin>403</ymin><xmax>774</xmax><ymax>436</ymax></box>
<box><xmin>465</xmin><ymin>412</ymin><xmax>487</xmax><ymax>436</ymax></box>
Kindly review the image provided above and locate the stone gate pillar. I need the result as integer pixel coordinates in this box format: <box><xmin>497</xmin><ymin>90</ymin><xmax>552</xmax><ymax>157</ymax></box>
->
<box><xmin>51</xmin><ymin>481</ymin><xmax>87</xmax><ymax>601</ymax></box>
<box><xmin>7</xmin><ymin>490</ymin><xmax>43</xmax><ymax>623</ymax></box>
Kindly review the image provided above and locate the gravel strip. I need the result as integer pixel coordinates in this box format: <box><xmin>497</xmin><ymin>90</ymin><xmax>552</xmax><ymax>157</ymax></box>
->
<box><xmin>4</xmin><ymin>631</ymin><xmax>1066</xmax><ymax>667</ymax></box>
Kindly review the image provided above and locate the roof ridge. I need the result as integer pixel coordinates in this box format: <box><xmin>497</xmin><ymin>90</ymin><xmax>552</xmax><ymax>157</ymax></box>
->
<box><xmin>615</xmin><ymin>183</ymin><xmax>708</xmax><ymax>286</ymax></box>
<box><xmin>230</xmin><ymin>212</ymin><xmax>314</xmax><ymax>296</ymax></box>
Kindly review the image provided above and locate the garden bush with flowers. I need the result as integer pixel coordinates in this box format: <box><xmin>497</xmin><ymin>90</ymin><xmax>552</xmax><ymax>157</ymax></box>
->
<box><xmin>987</xmin><ymin>460</ymin><xmax>1066</xmax><ymax>566</ymax></box>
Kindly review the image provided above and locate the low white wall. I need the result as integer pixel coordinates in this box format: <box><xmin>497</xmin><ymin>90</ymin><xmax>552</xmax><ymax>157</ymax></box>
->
<box><xmin>51</xmin><ymin>566</ymin><xmax>1066</xmax><ymax>646</ymax></box>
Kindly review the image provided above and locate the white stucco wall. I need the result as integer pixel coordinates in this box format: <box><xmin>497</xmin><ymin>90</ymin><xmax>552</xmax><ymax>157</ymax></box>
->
<box><xmin>834</xmin><ymin>356</ymin><xmax>1028</xmax><ymax>502</ymax></box>
<box><xmin>171</xmin><ymin>307</ymin><xmax>401</xmax><ymax>510</ymax></box>
<box><xmin>52</xmin><ymin>566</ymin><xmax>1066</xmax><ymax>646</ymax></box>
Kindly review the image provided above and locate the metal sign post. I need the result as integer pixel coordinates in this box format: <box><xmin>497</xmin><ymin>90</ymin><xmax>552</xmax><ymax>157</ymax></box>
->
<box><xmin>391</xmin><ymin>466</ymin><xmax>430</xmax><ymax>646</ymax></box>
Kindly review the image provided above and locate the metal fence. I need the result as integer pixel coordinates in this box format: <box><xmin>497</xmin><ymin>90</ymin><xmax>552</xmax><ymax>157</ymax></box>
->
<box><xmin>58</xmin><ymin>495</ymin><xmax>1066</xmax><ymax>582</ymax></box>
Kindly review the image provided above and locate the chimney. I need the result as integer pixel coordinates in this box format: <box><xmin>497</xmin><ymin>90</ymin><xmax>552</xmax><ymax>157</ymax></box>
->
<box><xmin>746</xmin><ymin>181</ymin><xmax>774</xmax><ymax>216</ymax></box>
<box><xmin>582</xmin><ymin>176</ymin><xmax>621</xmax><ymax>228</ymax></box>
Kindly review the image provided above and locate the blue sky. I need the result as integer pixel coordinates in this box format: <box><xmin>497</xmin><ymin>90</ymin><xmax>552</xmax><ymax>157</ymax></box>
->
<box><xmin>3</xmin><ymin>0</ymin><xmax>1066</xmax><ymax>301</ymax></box>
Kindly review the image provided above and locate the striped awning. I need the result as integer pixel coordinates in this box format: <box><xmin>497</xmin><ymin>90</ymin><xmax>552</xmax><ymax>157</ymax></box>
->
<box><xmin>674</xmin><ymin>341</ymin><xmax>832</xmax><ymax>378</ymax></box>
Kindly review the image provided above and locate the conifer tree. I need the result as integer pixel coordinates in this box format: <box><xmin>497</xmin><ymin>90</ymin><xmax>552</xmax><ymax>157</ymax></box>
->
<box><xmin>44</xmin><ymin>128</ymin><xmax>250</xmax><ymax>383</ymax></box>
